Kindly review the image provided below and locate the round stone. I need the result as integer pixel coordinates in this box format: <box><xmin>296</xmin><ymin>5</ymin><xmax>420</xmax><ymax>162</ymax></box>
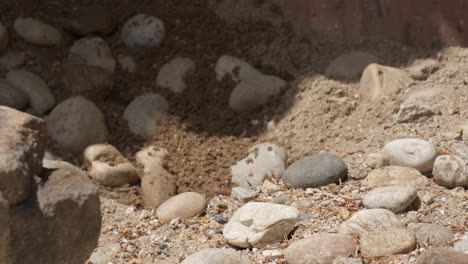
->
<box><xmin>13</xmin><ymin>17</ymin><xmax>61</xmax><ymax>46</ymax></box>
<box><xmin>282</xmin><ymin>152</ymin><xmax>348</xmax><ymax>188</ymax></box>
<box><xmin>339</xmin><ymin>209</ymin><xmax>402</xmax><ymax>235</ymax></box>
<box><xmin>181</xmin><ymin>248</ymin><xmax>254</xmax><ymax>264</ymax></box>
<box><xmin>433</xmin><ymin>155</ymin><xmax>468</xmax><ymax>188</ymax></box>
<box><xmin>363</xmin><ymin>186</ymin><xmax>417</xmax><ymax>213</ymax></box>
<box><xmin>408</xmin><ymin>223</ymin><xmax>454</xmax><ymax>246</ymax></box>
<box><xmin>121</xmin><ymin>14</ymin><xmax>165</xmax><ymax>48</ymax></box>
<box><xmin>360</xmin><ymin>229</ymin><xmax>416</xmax><ymax>257</ymax></box>
<box><xmin>156</xmin><ymin>192</ymin><xmax>206</xmax><ymax>222</ymax></box>
<box><xmin>365</xmin><ymin>166</ymin><xmax>429</xmax><ymax>189</ymax></box>
<box><xmin>382</xmin><ymin>138</ymin><xmax>438</xmax><ymax>173</ymax></box>
<box><xmin>69</xmin><ymin>37</ymin><xmax>115</xmax><ymax>73</ymax></box>
<box><xmin>0</xmin><ymin>80</ymin><xmax>28</xmax><ymax>110</ymax></box>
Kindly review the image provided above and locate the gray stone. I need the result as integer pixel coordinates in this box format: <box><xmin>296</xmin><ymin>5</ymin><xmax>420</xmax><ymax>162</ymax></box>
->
<box><xmin>382</xmin><ymin>138</ymin><xmax>438</xmax><ymax>173</ymax></box>
<box><xmin>121</xmin><ymin>14</ymin><xmax>165</xmax><ymax>48</ymax></box>
<box><xmin>453</xmin><ymin>234</ymin><xmax>468</xmax><ymax>253</ymax></box>
<box><xmin>417</xmin><ymin>248</ymin><xmax>468</xmax><ymax>264</ymax></box>
<box><xmin>69</xmin><ymin>37</ymin><xmax>115</xmax><ymax>73</ymax></box>
<box><xmin>46</xmin><ymin>96</ymin><xmax>108</xmax><ymax>153</ymax></box>
<box><xmin>339</xmin><ymin>209</ymin><xmax>402</xmax><ymax>235</ymax></box>
<box><xmin>156</xmin><ymin>192</ymin><xmax>206</xmax><ymax>222</ymax></box>
<box><xmin>88</xmin><ymin>242</ymin><xmax>120</xmax><ymax>264</ymax></box>
<box><xmin>452</xmin><ymin>143</ymin><xmax>468</xmax><ymax>163</ymax></box>
<box><xmin>0</xmin><ymin>80</ymin><xmax>28</xmax><ymax>110</ymax></box>
<box><xmin>223</xmin><ymin>202</ymin><xmax>299</xmax><ymax>248</ymax></box>
<box><xmin>408</xmin><ymin>223</ymin><xmax>454</xmax><ymax>246</ymax></box>
<box><xmin>396</xmin><ymin>99</ymin><xmax>440</xmax><ymax>123</ymax></box>
<box><xmin>181</xmin><ymin>248</ymin><xmax>254</xmax><ymax>264</ymax></box>
<box><xmin>363</xmin><ymin>186</ymin><xmax>417</xmax><ymax>213</ymax></box>
<box><xmin>325</xmin><ymin>51</ymin><xmax>378</xmax><ymax>80</ymax></box>
<box><xmin>231</xmin><ymin>187</ymin><xmax>257</xmax><ymax>202</ymax></box>
<box><xmin>408</xmin><ymin>59</ymin><xmax>441</xmax><ymax>81</ymax></box>
<box><xmin>433</xmin><ymin>155</ymin><xmax>468</xmax><ymax>188</ymax></box>
<box><xmin>0</xmin><ymin>22</ymin><xmax>8</xmax><ymax>52</ymax></box>
<box><xmin>68</xmin><ymin>5</ymin><xmax>116</xmax><ymax>36</ymax></box>
<box><xmin>157</xmin><ymin>57</ymin><xmax>195</xmax><ymax>93</ymax></box>
<box><xmin>365</xmin><ymin>153</ymin><xmax>389</xmax><ymax>169</ymax></box>
<box><xmin>365</xmin><ymin>166</ymin><xmax>429</xmax><ymax>189</ymax></box>
<box><xmin>360</xmin><ymin>229</ymin><xmax>416</xmax><ymax>257</ymax></box>
<box><xmin>283</xmin><ymin>152</ymin><xmax>348</xmax><ymax>189</ymax></box>
<box><xmin>231</xmin><ymin>142</ymin><xmax>287</xmax><ymax>188</ymax></box>
<box><xmin>6</xmin><ymin>70</ymin><xmax>55</xmax><ymax>115</ymax></box>
<box><xmin>285</xmin><ymin>233</ymin><xmax>356</xmax><ymax>264</ymax></box>
<box><xmin>13</xmin><ymin>17</ymin><xmax>61</xmax><ymax>46</ymax></box>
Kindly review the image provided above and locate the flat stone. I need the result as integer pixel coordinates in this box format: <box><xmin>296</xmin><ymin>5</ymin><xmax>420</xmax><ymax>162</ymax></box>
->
<box><xmin>68</xmin><ymin>5</ymin><xmax>116</xmax><ymax>36</ymax></box>
<box><xmin>285</xmin><ymin>233</ymin><xmax>356</xmax><ymax>264</ymax></box>
<box><xmin>157</xmin><ymin>57</ymin><xmax>195</xmax><ymax>93</ymax></box>
<box><xmin>363</xmin><ymin>186</ymin><xmax>417</xmax><ymax>213</ymax></box>
<box><xmin>408</xmin><ymin>223</ymin><xmax>454</xmax><ymax>246</ymax></box>
<box><xmin>0</xmin><ymin>22</ymin><xmax>8</xmax><ymax>52</ymax></box>
<box><xmin>360</xmin><ymin>229</ymin><xmax>416</xmax><ymax>257</ymax></box>
<box><xmin>417</xmin><ymin>248</ymin><xmax>468</xmax><ymax>264</ymax></box>
<box><xmin>365</xmin><ymin>166</ymin><xmax>429</xmax><ymax>189</ymax></box>
<box><xmin>181</xmin><ymin>248</ymin><xmax>254</xmax><ymax>264</ymax></box>
<box><xmin>223</xmin><ymin>202</ymin><xmax>299</xmax><ymax>248</ymax></box>
<box><xmin>325</xmin><ymin>51</ymin><xmax>378</xmax><ymax>80</ymax></box>
<box><xmin>339</xmin><ymin>209</ymin><xmax>402</xmax><ymax>235</ymax></box>
<box><xmin>61</xmin><ymin>63</ymin><xmax>113</xmax><ymax>98</ymax></box>
<box><xmin>156</xmin><ymin>192</ymin><xmax>206</xmax><ymax>222</ymax></box>
<box><xmin>0</xmin><ymin>79</ymin><xmax>28</xmax><ymax>110</ymax></box>
<box><xmin>382</xmin><ymin>138</ymin><xmax>438</xmax><ymax>173</ymax></box>
<box><xmin>359</xmin><ymin>63</ymin><xmax>412</xmax><ymax>101</ymax></box>
<box><xmin>231</xmin><ymin>187</ymin><xmax>258</xmax><ymax>202</ymax></box>
<box><xmin>121</xmin><ymin>14</ymin><xmax>165</xmax><ymax>48</ymax></box>
<box><xmin>282</xmin><ymin>152</ymin><xmax>348</xmax><ymax>189</ymax></box>
<box><xmin>453</xmin><ymin>234</ymin><xmax>468</xmax><ymax>253</ymax></box>
<box><xmin>365</xmin><ymin>153</ymin><xmax>389</xmax><ymax>169</ymax></box>
<box><xmin>13</xmin><ymin>17</ymin><xmax>61</xmax><ymax>46</ymax></box>
<box><xmin>433</xmin><ymin>155</ymin><xmax>468</xmax><ymax>188</ymax></box>
<box><xmin>408</xmin><ymin>59</ymin><xmax>441</xmax><ymax>81</ymax></box>
<box><xmin>69</xmin><ymin>37</ymin><xmax>115</xmax><ymax>73</ymax></box>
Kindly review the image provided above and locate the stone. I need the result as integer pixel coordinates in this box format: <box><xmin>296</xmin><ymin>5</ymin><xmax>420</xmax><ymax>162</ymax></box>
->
<box><xmin>156</xmin><ymin>192</ymin><xmax>206</xmax><ymax>222</ymax></box>
<box><xmin>359</xmin><ymin>63</ymin><xmax>412</xmax><ymax>101</ymax></box>
<box><xmin>215</xmin><ymin>55</ymin><xmax>265</xmax><ymax>82</ymax></box>
<box><xmin>118</xmin><ymin>55</ymin><xmax>136</xmax><ymax>73</ymax></box>
<box><xmin>231</xmin><ymin>187</ymin><xmax>257</xmax><ymax>202</ymax></box>
<box><xmin>408</xmin><ymin>59</ymin><xmax>441</xmax><ymax>81</ymax></box>
<box><xmin>13</xmin><ymin>17</ymin><xmax>61</xmax><ymax>46</ymax></box>
<box><xmin>325</xmin><ymin>51</ymin><xmax>378</xmax><ymax>80</ymax></box>
<box><xmin>433</xmin><ymin>155</ymin><xmax>468</xmax><ymax>188</ymax></box>
<box><xmin>181</xmin><ymin>248</ymin><xmax>254</xmax><ymax>264</ymax></box>
<box><xmin>0</xmin><ymin>80</ymin><xmax>28</xmax><ymax>110</ymax></box>
<box><xmin>363</xmin><ymin>186</ymin><xmax>417</xmax><ymax>213</ymax></box>
<box><xmin>396</xmin><ymin>98</ymin><xmax>440</xmax><ymax>123</ymax></box>
<box><xmin>157</xmin><ymin>57</ymin><xmax>195</xmax><ymax>93</ymax></box>
<box><xmin>121</xmin><ymin>14</ymin><xmax>165</xmax><ymax>48</ymax></box>
<box><xmin>365</xmin><ymin>153</ymin><xmax>389</xmax><ymax>169</ymax></box>
<box><xmin>223</xmin><ymin>202</ymin><xmax>299</xmax><ymax>248</ymax></box>
<box><xmin>88</xmin><ymin>242</ymin><xmax>120</xmax><ymax>264</ymax></box>
<box><xmin>408</xmin><ymin>223</ymin><xmax>454</xmax><ymax>246</ymax></box>
<box><xmin>61</xmin><ymin>63</ymin><xmax>113</xmax><ymax>97</ymax></box>
<box><xmin>417</xmin><ymin>248</ymin><xmax>468</xmax><ymax>264</ymax></box>
<box><xmin>83</xmin><ymin>144</ymin><xmax>139</xmax><ymax>187</ymax></box>
<box><xmin>6</xmin><ymin>70</ymin><xmax>55</xmax><ymax>115</ymax></box>
<box><xmin>332</xmin><ymin>258</ymin><xmax>363</xmax><ymax>264</ymax></box>
<box><xmin>0</xmin><ymin>50</ymin><xmax>26</xmax><ymax>70</ymax></box>
<box><xmin>365</xmin><ymin>166</ymin><xmax>429</xmax><ymax>189</ymax></box>
<box><xmin>339</xmin><ymin>209</ymin><xmax>402</xmax><ymax>235</ymax></box>
<box><xmin>382</xmin><ymin>138</ymin><xmax>438</xmax><ymax>173</ymax></box>
<box><xmin>452</xmin><ymin>143</ymin><xmax>468</xmax><ymax>162</ymax></box>
<box><xmin>69</xmin><ymin>37</ymin><xmax>115</xmax><ymax>73</ymax></box>
<box><xmin>0</xmin><ymin>22</ymin><xmax>8</xmax><ymax>52</ymax></box>
<box><xmin>231</xmin><ymin>143</ymin><xmax>287</xmax><ymax>188</ymax></box>
<box><xmin>453</xmin><ymin>234</ymin><xmax>468</xmax><ymax>253</ymax></box>
<box><xmin>140</xmin><ymin>165</ymin><xmax>176</xmax><ymax>209</ymax></box>
<box><xmin>123</xmin><ymin>93</ymin><xmax>169</xmax><ymax>139</ymax></box>
<box><xmin>262</xmin><ymin>249</ymin><xmax>284</xmax><ymax>259</ymax></box>
<box><xmin>360</xmin><ymin>229</ymin><xmax>416</xmax><ymax>257</ymax></box>
<box><xmin>135</xmin><ymin>145</ymin><xmax>167</xmax><ymax>172</ymax></box>
<box><xmin>68</xmin><ymin>5</ymin><xmax>116</xmax><ymax>36</ymax></box>
<box><xmin>0</xmin><ymin>106</ymin><xmax>46</xmax><ymax>206</ymax></box>
<box><xmin>282</xmin><ymin>152</ymin><xmax>348</xmax><ymax>189</ymax></box>
<box><xmin>284</xmin><ymin>233</ymin><xmax>356</xmax><ymax>264</ymax></box>
<box><xmin>46</xmin><ymin>96</ymin><xmax>108</xmax><ymax>153</ymax></box>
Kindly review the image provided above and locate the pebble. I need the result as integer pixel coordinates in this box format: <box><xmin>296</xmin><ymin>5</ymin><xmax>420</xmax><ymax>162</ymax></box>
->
<box><xmin>382</xmin><ymin>138</ymin><xmax>438</xmax><ymax>173</ymax></box>
<box><xmin>0</xmin><ymin>22</ymin><xmax>8</xmax><ymax>52</ymax></box>
<box><xmin>231</xmin><ymin>142</ymin><xmax>287</xmax><ymax>188</ymax></box>
<box><xmin>360</xmin><ymin>228</ymin><xmax>416</xmax><ymax>257</ymax></box>
<box><xmin>231</xmin><ymin>187</ymin><xmax>258</xmax><ymax>202</ymax></box>
<box><xmin>365</xmin><ymin>166</ymin><xmax>429</xmax><ymax>189</ymax></box>
<box><xmin>0</xmin><ymin>79</ymin><xmax>28</xmax><ymax>110</ymax></box>
<box><xmin>223</xmin><ymin>202</ymin><xmax>299</xmax><ymax>248</ymax></box>
<box><xmin>156</xmin><ymin>192</ymin><xmax>206</xmax><ymax>222</ymax></box>
<box><xmin>123</xmin><ymin>93</ymin><xmax>169</xmax><ymax>139</ymax></box>
<box><xmin>365</xmin><ymin>153</ymin><xmax>389</xmax><ymax>169</ymax></box>
<box><xmin>181</xmin><ymin>248</ymin><xmax>254</xmax><ymax>264</ymax></box>
<box><xmin>285</xmin><ymin>233</ymin><xmax>356</xmax><ymax>264</ymax></box>
<box><xmin>68</xmin><ymin>5</ymin><xmax>116</xmax><ymax>36</ymax></box>
<box><xmin>121</xmin><ymin>14</ymin><xmax>165</xmax><ymax>48</ymax></box>
<box><xmin>408</xmin><ymin>59</ymin><xmax>441</xmax><ymax>81</ymax></box>
<box><xmin>433</xmin><ymin>155</ymin><xmax>468</xmax><ymax>188</ymax></box>
<box><xmin>46</xmin><ymin>96</ymin><xmax>108</xmax><ymax>153</ymax></box>
<box><xmin>408</xmin><ymin>223</ymin><xmax>454</xmax><ymax>246</ymax></box>
<box><xmin>282</xmin><ymin>152</ymin><xmax>348</xmax><ymax>189</ymax></box>
<box><xmin>363</xmin><ymin>186</ymin><xmax>417</xmax><ymax>213</ymax></box>
<box><xmin>156</xmin><ymin>57</ymin><xmax>196</xmax><ymax>93</ymax></box>
<box><xmin>6</xmin><ymin>70</ymin><xmax>55</xmax><ymax>115</ymax></box>
<box><xmin>396</xmin><ymin>98</ymin><xmax>440</xmax><ymax>123</ymax></box>
<box><xmin>118</xmin><ymin>55</ymin><xmax>136</xmax><ymax>73</ymax></box>
<box><xmin>0</xmin><ymin>50</ymin><xmax>26</xmax><ymax>70</ymax></box>
<box><xmin>416</xmin><ymin>248</ymin><xmax>468</xmax><ymax>264</ymax></box>
<box><xmin>339</xmin><ymin>209</ymin><xmax>402</xmax><ymax>235</ymax></box>
<box><xmin>13</xmin><ymin>17</ymin><xmax>61</xmax><ymax>46</ymax></box>
<box><xmin>359</xmin><ymin>63</ymin><xmax>411</xmax><ymax>101</ymax></box>
<box><xmin>83</xmin><ymin>144</ymin><xmax>139</xmax><ymax>187</ymax></box>
<box><xmin>214</xmin><ymin>215</ymin><xmax>228</xmax><ymax>224</ymax></box>
<box><xmin>69</xmin><ymin>37</ymin><xmax>116</xmax><ymax>73</ymax></box>
<box><xmin>453</xmin><ymin>233</ymin><xmax>468</xmax><ymax>253</ymax></box>
<box><xmin>325</xmin><ymin>51</ymin><xmax>378</xmax><ymax>80</ymax></box>
<box><xmin>88</xmin><ymin>242</ymin><xmax>120</xmax><ymax>264</ymax></box>
<box><xmin>62</xmin><ymin>63</ymin><xmax>113</xmax><ymax>97</ymax></box>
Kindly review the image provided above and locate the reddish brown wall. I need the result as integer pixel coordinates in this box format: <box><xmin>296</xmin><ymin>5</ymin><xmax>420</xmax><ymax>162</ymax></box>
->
<box><xmin>275</xmin><ymin>0</ymin><xmax>468</xmax><ymax>47</ymax></box>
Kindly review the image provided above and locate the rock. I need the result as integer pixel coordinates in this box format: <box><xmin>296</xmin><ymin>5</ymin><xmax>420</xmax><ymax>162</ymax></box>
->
<box><xmin>453</xmin><ymin>234</ymin><xmax>468</xmax><ymax>253</ymax></box>
<box><xmin>135</xmin><ymin>145</ymin><xmax>167</xmax><ymax>172</ymax></box>
<box><xmin>339</xmin><ymin>209</ymin><xmax>402</xmax><ymax>235</ymax></box>
<box><xmin>69</xmin><ymin>37</ymin><xmax>115</xmax><ymax>73</ymax></box>
<box><xmin>156</xmin><ymin>192</ymin><xmax>206</xmax><ymax>222</ymax></box>
<box><xmin>118</xmin><ymin>55</ymin><xmax>136</xmax><ymax>73</ymax></box>
<box><xmin>6</xmin><ymin>70</ymin><xmax>55</xmax><ymax>115</ymax></box>
<box><xmin>452</xmin><ymin>143</ymin><xmax>468</xmax><ymax>162</ymax></box>
<box><xmin>121</xmin><ymin>14</ymin><xmax>165</xmax><ymax>48</ymax></box>
<box><xmin>68</xmin><ymin>6</ymin><xmax>116</xmax><ymax>36</ymax></box>
<box><xmin>0</xmin><ymin>106</ymin><xmax>46</xmax><ymax>206</ymax></box>
<box><xmin>157</xmin><ymin>57</ymin><xmax>196</xmax><ymax>93</ymax></box>
<box><xmin>325</xmin><ymin>51</ymin><xmax>378</xmax><ymax>80</ymax></box>
<box><xmin>408</xmin><ymin>59</ymin><xmax>441</xmax><ymax>81</ymax></box>
<box><xmin>359</xmin><ymin>63</ymin><xmax>411</xmax><ymax>101</ymax></box>
<box><xmin>0</xmin><ymin>80</ymin><xmax>28</xmax><ymax>110</ymax></box>
<box><xmin>231</xmin><ymin>187</ymin><xmax>257</xmax><ymax>202</ymax></box>
<box><xmin>231</xmin><ymin>143</ymin><xmax>287</xmax><ymax>188</ymax></box>
<box><xmin>433</xmin><ymin>155</ymin><xmax>468</xmax><ymax>188</ymax></box>
<box><xmin>88</xmin><ymin>242</ymin><xmax>120</xmax><ymax>264</ymax></box>
<box><xmin>282</xmin><ymin>152</ymin><xmax>348</xmax><ymax>189</ymax></box>
<box><xmin>360</xmin><ymin>229</ymin><xmax>416</xmax><ymax>257</ymax></box>
<box><xmin>417</xmin><ymin>248</ymin><xmax>468</xmax><ymax>264</ymax></box>
<box><xmin>0</xmin><ymin>22</ymin><xmax>8</xmax><ymax>52</ymax></box>
<box><xmin>181</xmin><ymin>248</ymin><xmax>254</xmax><ymax>264</ymax></box>
<box><xmin>365</xmin><ymin>166</ymin><xmax>429</xmax><ymax>189</ymax></box>
<box><xmin>215</xmin><ymin>55</ymin><xmax>265</xmax><ymax>82</ymax></box>
<box><xmin>332</xmin><ymin>258</ymin><xmax>363</xmax><ymax>264</ymax></box>
<box><xmin>13</xmin><ymin>17</ymin><xmax>61</xmax><ymax>46</ymax></box>
<box><xmin>62</xmin><ymin>63</ymin><xmax>113</xmax><ymax>97</ymax></box>
<box><xmin>46</xmin><ymin>96</ymin><xmax>108</xmax><ymax>153</ymax></box>
<box><xmin>284</xmin><ymin>233</ymin><xmax>356</xmax><ymax>264</ymax></box>
<box><xmin>262</xmin><ymin>249</ymin><xmax>284</xmax><ymax>260</ymax></box>
<box><xmin>83</xmin><ymin>144</ymin><xmax>139</xmax><ymax>187</ymax></box>
<box><xmin>396</xmin><ymin>98</ymin><xmax>440</xmax><ymax>123</ymax></box>
<box><xmin>140</xmin><ymin>165</ymin><xmax>176</xmax><ymax>209</ymax></box>
<box><xmin>223</xmin><ymin>202</ymin><xmax>299</xmax><ymax>248</ymax></box>
<box><xmin>365</xmin><ymin>153</ymin><xmax>389</xmax><ymax>169</ymax></box>
<box><xmin>0</xmin><ymin>50</ymin><xmax>26</xmax><ymax>70</ymax></box>
<box><xmin>363</xmin><ymin>186</ymin><xmax>417</xmax><ymax>213</ymax></box>
<box><xmin>382</xmin><ymin>138</ymin><xmax>438</xmax><ymax>173</ymax></box>
<box><xmin>408</xmin><ymin>223</ymin><xmax>454</xmax><ymax>246</ymax></box>
<box><xmin>123</xmin><ymin>93</ymin><xmax>169</xmax><ymax>139</ymax></box>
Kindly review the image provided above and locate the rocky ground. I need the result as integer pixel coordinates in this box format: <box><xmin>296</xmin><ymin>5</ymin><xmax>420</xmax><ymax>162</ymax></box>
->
<box><xmin>0</xmin><ymin>0</ymin><xmax>467</xmax><ymax>264</ymax></box>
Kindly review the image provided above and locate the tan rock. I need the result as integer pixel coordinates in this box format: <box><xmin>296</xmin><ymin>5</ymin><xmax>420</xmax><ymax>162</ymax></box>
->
<box><xmin>156</xmin><ymin>192</ymin><xmax>206</xmax><ymax>222</ymax></box>
<box><xmin>359</xmin><ymin>63</ymin><xmax>412</xmax><ymax>101</ymax></box>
